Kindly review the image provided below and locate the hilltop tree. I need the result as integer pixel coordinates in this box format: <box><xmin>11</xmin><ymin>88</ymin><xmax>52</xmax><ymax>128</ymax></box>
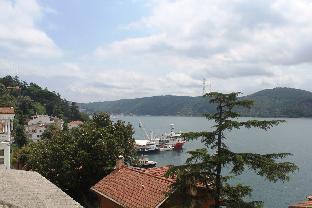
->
<box><xmin>166</xmin><ymin>92</ymin><xmax>298</xmax><ymax>208</ymax></box>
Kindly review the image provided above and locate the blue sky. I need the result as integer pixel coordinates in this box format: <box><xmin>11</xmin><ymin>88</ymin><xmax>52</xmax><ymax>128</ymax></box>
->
<box><xmin>39</xmin><ymin>0</ymin><xmax>150</xmax><ymax>52</ymax></box>
<box><xmin>1</xmin><ymin>0</ymin><xmax>312</xmax><ymax>102</ymax></box>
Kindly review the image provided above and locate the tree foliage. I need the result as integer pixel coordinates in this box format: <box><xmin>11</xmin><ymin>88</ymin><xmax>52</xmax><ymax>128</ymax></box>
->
<box><xmin>0</xmin><ymin>75</ymin><xmax>88</xmax><ymax>121</ymax></box>
<box><xmin>166</xmin><ymin>92</ymin><xmax>298</xmax><ymax>208</ymax></box>
<box><xmin>14</xmin><ymin>112</ymin><xmax>136</xmax><ymax>205</ymax></box>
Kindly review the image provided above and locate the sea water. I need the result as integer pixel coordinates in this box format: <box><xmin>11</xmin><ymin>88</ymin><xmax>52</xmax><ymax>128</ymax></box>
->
<box><xmin>113</xmin><ymin>116</ymin><xmax>312</xmax><ymax>208</ymax></box>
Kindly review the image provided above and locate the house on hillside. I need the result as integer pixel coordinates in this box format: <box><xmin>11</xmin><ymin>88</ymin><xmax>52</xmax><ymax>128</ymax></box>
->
<box><xmin>0</xmin><ymin>168</ymin><xmax>82</xmax><ymax>208</ymax></box>
<box><xmin>91</xmin><ymin>156</ymin><xmax>215</xmax><ymax>208</ymax></box>
<box><xmin>25</xmin><ymin>115</ymin><xmax>64</xmax><ymax>141</ymax></box>
<box><xmin>68</xmin><ymin>120</ymin><xmax>83</xmax><ymax>129</ymax></box>
<box><xmin>0</xmin><ymin>107</ymin><xmax>15</xmax><ymax>169</ymax></box>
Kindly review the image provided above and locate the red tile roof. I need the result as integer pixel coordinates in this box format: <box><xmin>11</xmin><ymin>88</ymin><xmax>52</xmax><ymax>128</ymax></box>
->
<box><xmin>143</xmin><ymin>166</ymin><xmax>175</xmax><ymax>181</ymax></box>
<box><xmin>91</xmin><ymin>166</ymin><xmax>173</xmax><ymax>208</ymax></box>
<box><xmin>69</xmin><ymin>121</ymin><xmax>83</xmax><ymax>125</ymax></box>
<box><xmin>0</xmin><ymin>107</ymin><xmax>14</xmax><ymax>114</ymax></box>
<box><xmin>289</xmin><ymin>198</ymin><xmax>312</xmax><ymax>208</ymax></box>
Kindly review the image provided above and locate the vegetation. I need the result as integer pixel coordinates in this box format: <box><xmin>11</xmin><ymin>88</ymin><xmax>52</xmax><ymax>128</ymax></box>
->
<box><xmin>166</xmin><ymin>92</ymin><xmax>298</xmax><ymax>208</ymax></box>
<box><xmin>14</xmin><ymin>113</ymin><xmax>136</xmax><ymax>206</ymax></box>
<box><xmin>0</xmin><ymin>75</ymin><xmax>87</xmax><ymax>121</ymax></box>
<box><xmin>80</xmin><ymin>87</ymin><xmax>312</xmax><ymax>117</ymax></box>
<box><xmin>0</xmin><ymin>75</ymin><xmax>88</xmax><ymax>147</ymax></box>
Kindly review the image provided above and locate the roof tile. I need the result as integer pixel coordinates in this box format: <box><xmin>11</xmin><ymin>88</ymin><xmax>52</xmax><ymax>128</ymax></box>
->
<box><xmin>0</xmin><ymin>107</ymin><xmax>14</xmax><ymax>114</ymax></box>
<box><xmin>92</xmin><ymin>166</ymin><xmax>173</xmax><ymax>208</ymax></box>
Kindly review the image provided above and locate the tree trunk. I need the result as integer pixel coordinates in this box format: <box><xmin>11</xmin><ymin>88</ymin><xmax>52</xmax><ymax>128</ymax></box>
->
<box><xmin>215</xmin><ymin>104</ymin><xmax>223</xmax><ymax>208</ymax></box>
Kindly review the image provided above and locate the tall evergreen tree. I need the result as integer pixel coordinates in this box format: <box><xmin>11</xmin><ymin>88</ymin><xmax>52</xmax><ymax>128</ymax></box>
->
<box><xmin>166</xmin><ymin>92</ymin><xmax>298</xmax><ymax>208</ymax></box>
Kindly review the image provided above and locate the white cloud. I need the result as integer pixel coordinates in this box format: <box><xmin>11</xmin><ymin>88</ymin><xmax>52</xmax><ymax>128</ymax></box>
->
<box><xmin>0</xmin><ymin>58</ymin><xmax>83</xmax><ymax>79</ymax></box>
<box><xmin>0</xmin><ymin>0</ymin><xmax>61</xmax><ymax>58</ymax></box>
<box><xmin>93</xmin><ymin>0</ymin><xmax>312</xmax><ymax>101</ymax></box>
<box><xmin>2</xmin><ymin>0</ymin><xmax>312</xmax><ymax>102</ymax></box>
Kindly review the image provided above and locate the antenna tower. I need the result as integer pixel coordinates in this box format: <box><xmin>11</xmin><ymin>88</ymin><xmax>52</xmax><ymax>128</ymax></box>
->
<box><xmin>202</xmin><ymin>78</ymin><xmax>206</xmax><ymax>95</ymax></box>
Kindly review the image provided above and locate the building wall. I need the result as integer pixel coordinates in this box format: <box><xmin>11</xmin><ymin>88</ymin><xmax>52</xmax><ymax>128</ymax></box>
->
<box><xmin>0</xmin><ymin>114</ymin><xmax>14</xmax><ymax>169</ymax></box>
<box><xmin>99</xmin><ymin>197</ymin><xmax>123</xmax><ymax>208</ymax></box>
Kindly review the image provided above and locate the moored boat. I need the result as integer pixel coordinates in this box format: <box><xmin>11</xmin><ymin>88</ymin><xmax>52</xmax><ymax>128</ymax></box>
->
<box><xmin>151</xmin><ymin>124</ymin><xmax>186</xmax><ymax>150</ymax></box>
<box><xmin>134</xmin><ymin>155</ymin><xmax>157</xmax><ymax>168</ymax></box>
<box><xmin>135</xmin><ymin>139</ymin><xmax>159</xmax><ymax>153</ymax></box>
<box><xmin>159</xmin><ymin>144</ymin><xmax>173</xmax><ymax>151</ymax></box>
<box><xmin>137</xmin><ymin>121</ymin><xmax>186</xmax><ymax>152</ymax></box>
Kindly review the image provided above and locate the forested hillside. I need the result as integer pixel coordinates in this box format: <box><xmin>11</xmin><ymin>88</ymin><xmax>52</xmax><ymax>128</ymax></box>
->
<box><xmin>243</xmin><ymin>88</ymin><xmax>312</xmax><ymax>117</ymax></box>
<box><xmin>80</xmin><ymin>88</ymin><xmax>312</xmax><ymax>118</ymax></box>
<box><xmin>0</xmin><ymin>76</ymin><xmax>87</xmax><ymax>121</ymax></box>
<box><xmin>79</xmin><ymin>95</ymin><xmax>215</xmax><ymax>116</ymax></box>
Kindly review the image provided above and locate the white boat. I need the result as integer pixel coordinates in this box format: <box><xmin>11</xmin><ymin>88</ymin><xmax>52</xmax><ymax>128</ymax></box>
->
<box><xmin>137</xmin><ymin>122</ymin><xmax>186</xmax><ymax>152</ymax></box>
<box><xmin>135</xmin><ymin>155</ymin><xmax>157</xmax><ymax>168</ymax></box>
<box><xmin>159</xmin><ymin>144</ymin><xmax>173</xmax><ymax>151</ymax></box>
<box><xmin>135</xmin><ymin>139</ymin><xmax>159</xmax><ymax>153</ymax></box>
<box><xmin>151</xmin><ymin>124</ymin><xmax>186</xmax><ymax>150</ymax></box>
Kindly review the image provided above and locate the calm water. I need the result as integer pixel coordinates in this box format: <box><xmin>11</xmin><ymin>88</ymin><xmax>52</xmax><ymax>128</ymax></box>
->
<box><xmin>113</xmin><ymin>116</ymin><xmax>312</xmax><ymax>208</ymax></box>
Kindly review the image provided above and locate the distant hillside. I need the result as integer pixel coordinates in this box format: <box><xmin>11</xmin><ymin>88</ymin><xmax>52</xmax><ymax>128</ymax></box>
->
<box><xmin>79</xmin><ymin>95</ymin><xmax>215</xmax><ymax>116</ymax></box>
<box><xmin>79</xmin><ymin>88</ymin><xmax>312</xmax><ymax>118</ymax></box>
<box><xmin>242</xmin><ymin>88</ymin><xmax>312</xmax><ymax>117</ymax></box>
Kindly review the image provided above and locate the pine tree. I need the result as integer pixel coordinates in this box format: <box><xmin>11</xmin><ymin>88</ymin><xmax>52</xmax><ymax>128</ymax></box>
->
<box><xmin>166</xmin><ymin>92</ymin><xmax>298</xmax><ymax>208</ymax></box>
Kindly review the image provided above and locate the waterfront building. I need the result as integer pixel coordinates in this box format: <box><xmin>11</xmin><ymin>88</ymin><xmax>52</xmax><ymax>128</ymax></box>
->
<box><xmin>91</xmin><ymin>156</ymin><xmax>215</xmax><ymax>208</ymax></box>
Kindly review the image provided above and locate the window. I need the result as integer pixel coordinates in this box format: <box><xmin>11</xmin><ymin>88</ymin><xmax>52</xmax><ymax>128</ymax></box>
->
<box><xmin>0</xmin><ymin>122</ymin><xmax>4</xmax><ymax>134</ymax></box>
<box><xmin>0</xmin><ymin>149</ymin><xmax>4</xmax><ymax>156</ymax></box>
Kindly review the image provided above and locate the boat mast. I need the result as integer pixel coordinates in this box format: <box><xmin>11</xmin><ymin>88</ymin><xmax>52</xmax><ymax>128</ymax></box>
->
<box><xmin>170</xmin><ymin>124</ymin><xmax>174</xmax><ymax>133</ymax></box>
<box><xmin>139</xmin><ymin>120</ymin><xmax>150</xmax><ymax>140</ymax></box>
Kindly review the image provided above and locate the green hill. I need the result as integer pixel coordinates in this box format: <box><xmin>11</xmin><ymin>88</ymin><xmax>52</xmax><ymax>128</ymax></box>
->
<box><xmin>242</xmin><ymin>87</ymin><xmax>312</xmax><ymax>117</ymax></box>
<box><xmin>79</xmin><ymin>95</ymin><xmax>214</xmax><ymax>116</ymax></box>
<box><xmin>0</xmin><ymin>75</ymin><xmax>87</xmax><ymax>121</ymax></box>
<box><xmin>80</xmin><ymin>87</ymin><xmax>312</xmax><ymax>117</ymax></box>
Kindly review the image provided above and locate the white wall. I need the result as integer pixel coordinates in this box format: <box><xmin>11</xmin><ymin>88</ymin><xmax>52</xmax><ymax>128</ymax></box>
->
<box><xmin>0</xmin><ymin>114</ymin><xmax>14</xmax><ymax>169</ymax></box>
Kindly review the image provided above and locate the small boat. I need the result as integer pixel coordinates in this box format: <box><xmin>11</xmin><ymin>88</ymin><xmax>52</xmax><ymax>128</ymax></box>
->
<box><xmin>159</xmin><ymin>144</ymin><xmax>173</xmax><ymax>151</ymax></box>
<box><xmin>135</xmin><ymin>156</ymin><xmax>157</xmax><ymax>168</ymax></box>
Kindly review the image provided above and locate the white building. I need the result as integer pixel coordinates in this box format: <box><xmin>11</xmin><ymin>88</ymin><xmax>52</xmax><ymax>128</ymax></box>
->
<box><xmin>28</xmin><ymin>115</ymin><xmax>56</xmax><ymax>126</ymax></box>
<box><xmin>25</xmin><ymin>115</ymin><xmax>64</xmax><ymax>141</ymax></box>
<box><xmin>0</xmin><ymin>107</ymin><xmax>15</xmax><ymax>169</ymax></box>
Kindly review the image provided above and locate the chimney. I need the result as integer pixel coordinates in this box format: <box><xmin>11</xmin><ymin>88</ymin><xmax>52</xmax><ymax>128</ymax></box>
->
<box><xmin>116</xmin><ymin>155</ymin><xmax>125</xmax><ymax>170</ymax></box>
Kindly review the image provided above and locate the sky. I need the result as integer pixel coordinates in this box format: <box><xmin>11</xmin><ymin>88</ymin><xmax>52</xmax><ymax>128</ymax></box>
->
<box><xmin>0</xmin><ymin>0</ymin><xmax>312</xmax><ymax>102</ymax></box>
